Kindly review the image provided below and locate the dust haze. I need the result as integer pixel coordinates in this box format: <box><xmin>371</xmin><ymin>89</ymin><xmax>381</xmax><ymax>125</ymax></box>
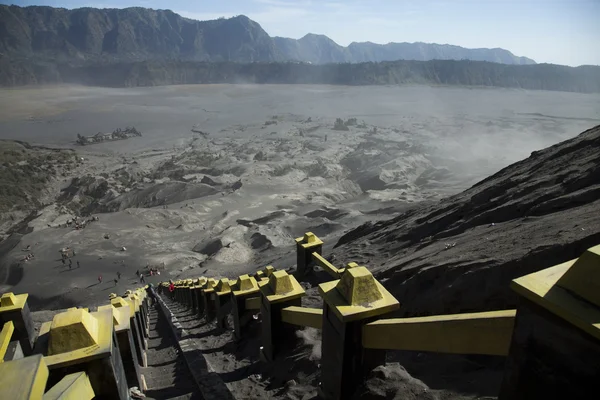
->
<box><xmin>0</xmin><ymin>84</ymin><xmax>599</xmax><ymax>309</ymax></box>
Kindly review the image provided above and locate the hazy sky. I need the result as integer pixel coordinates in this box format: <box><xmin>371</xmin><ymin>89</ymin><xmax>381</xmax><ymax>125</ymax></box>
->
<box><xmin>4</xmin><ymin>0</ymin><xmax>600</xmax><ymax>66</ymax></box>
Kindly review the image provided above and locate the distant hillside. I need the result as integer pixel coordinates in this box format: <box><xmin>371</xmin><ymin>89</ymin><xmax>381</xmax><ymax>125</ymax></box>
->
<box><xmin>346</xmin><ymin>41</ymin><xmax>535</xmax><ymax>65</ymax></box>
<box><xmin>1</xmin><ymin>58</ymin><xmax>598</xmax><ymax>93</ymax></box>
<box><xmin>275</xmin><ymin>34</ymin><xmax>535</xmax><ymax>65</ymax></box>
<box><xmin>0</xmin><ymin>5</ymin><xmax>535</xmax><ymax>65</ymax></box>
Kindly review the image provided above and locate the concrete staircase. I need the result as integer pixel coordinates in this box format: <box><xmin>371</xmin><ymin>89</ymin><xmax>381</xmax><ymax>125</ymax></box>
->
<box><xmin>143</xmin><ymin>304</ymin><xmax>202</xmax><ymax>400</ymax></box>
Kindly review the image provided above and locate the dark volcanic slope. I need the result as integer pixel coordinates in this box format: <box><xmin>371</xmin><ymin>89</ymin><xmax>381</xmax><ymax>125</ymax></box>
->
<box><xmin>334</xmin><ymin>125</ymin><xmax>600</xmax><ymax>316</ymax></box>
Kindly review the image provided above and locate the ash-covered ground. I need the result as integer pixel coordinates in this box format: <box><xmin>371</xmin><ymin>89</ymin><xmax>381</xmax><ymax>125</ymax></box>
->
<box><xmin>1</xmin><ymin>84</ymin><xmax>599</xmax><ymax>399</ymax></box>
<box><xmin>1</xmin><ymin>84</ymin><xmax>598</xmax><ymax>310</ymax></box>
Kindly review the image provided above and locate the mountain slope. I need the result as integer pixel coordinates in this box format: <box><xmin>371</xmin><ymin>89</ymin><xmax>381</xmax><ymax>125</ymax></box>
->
<box><xmin>332</xmin><ymin>125</ymin><xmax>600</xmax><ymax>316</ymax></box>
<box><xmin>0</xmin><ymin>6</ymin><xmax>283</xmax><ymax>62</ymax></box>
<box><xmin>1</xmin><ymin>5</ymin><xmax>534</xmax><ymax>65</ymax></box>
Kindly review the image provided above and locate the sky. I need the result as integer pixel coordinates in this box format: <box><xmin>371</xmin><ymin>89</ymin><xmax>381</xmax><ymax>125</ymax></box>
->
<box><xmin>3</xmin><ymin>0</ymin><xmax>600</xmax><ymax>66</ymax></box>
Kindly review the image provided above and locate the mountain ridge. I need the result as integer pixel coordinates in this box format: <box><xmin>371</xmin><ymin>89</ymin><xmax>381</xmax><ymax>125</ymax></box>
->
<box><xmin>0</xmin><ymin>5</ymin><xmax>536</xmax><ymax>65</ymax></box>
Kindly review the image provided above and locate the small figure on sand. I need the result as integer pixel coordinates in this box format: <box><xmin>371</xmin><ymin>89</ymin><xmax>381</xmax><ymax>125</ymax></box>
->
<box><xmin>98</xmin><ymin>275</ymin><xmax>103</xmax><ymax>284</ymax></box>
<box><xmin>114</xmin><ymin>278</ymin><xmax>118</xmax><ymax>286</ymax></box>
<box><xmin>69</xmin><ymin>259</ymin><xmax>72</xmax><ymax>267</ymax></box>
<box><xmin>139</xmin><ymin>273</ymin><xmax>145</xmax><ymax>284</ymax></box>
<box><xmin>77</xmin><ymin>260</ymin><xmax>80</xmax><ymax>268</ymax></box>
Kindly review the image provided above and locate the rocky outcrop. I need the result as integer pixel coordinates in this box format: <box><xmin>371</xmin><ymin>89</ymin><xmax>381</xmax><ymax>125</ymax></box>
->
<box><xmin>192</xmin><ymin>238</ymin><xmax>223</xmax><ymax>257</ymax></box>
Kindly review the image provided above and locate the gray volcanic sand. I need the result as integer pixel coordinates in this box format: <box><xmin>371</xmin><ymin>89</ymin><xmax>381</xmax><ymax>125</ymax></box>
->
<box><xmin>0</xmin><ymin>84</ymin><xmax>599</xmax><ymax>312</ymax></box>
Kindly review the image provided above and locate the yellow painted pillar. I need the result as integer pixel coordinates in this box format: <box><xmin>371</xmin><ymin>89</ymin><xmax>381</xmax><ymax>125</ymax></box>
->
<box><xmin>258</xmin><ymin>270</ymin><xmax>306</xmax><ymax>361</ymax></box>
<box><xmin>500</xmin><ymin>244</ymin><xmax>600</xmax><ymax>400</ymax></box>
<box><xmin>191</xmin><ymin>277</ymin><xmax>206</xmax><ymax>314</ymax></box>
<box><xmin>232</xmin><ymin>274</ymin><xmax>260</xmax><ymax>340</ymax></box>
<box><xmin>43</xmin><ymin>371</ymin><xmax>95</xmax><ymax>400</ymax></box>
<box><xmin>295</xmin><ymin>232</ymin><xmax>324</xmax><ymax>276</ymax></box>
<box><xmin>0</xmin><ymin>292</ymin><xmax>35</xmax><ymax>355</ymax></box>
<box><xmin>184</xmin><ymin>279</ymin><xmax>194</xmax><ymax>309</ymax></box>
<box><xmin>117</xmin><ymin>295</ymin><xmax>146</xmax><ymax>367</ymax></box>
<box><xmin>202</xmin><ymin>278</ymin><xmax>219</xmax><ymax>321</ymax></box>
<box><xmin>99</xmin><ymin>298</ymin><xmax>142</xmax><ymax>391</ymax></box>
<box><xmin>215</xmin><ymin>279</ymin><xmax>233</xmax><ymax>329</ymax></box>
<box><xmin>36</xmin><ymin>307</ymin><xmax>129</xmax><ymax>399</ymax></box>
<box><xmin>319</xmin><ymin>266</ymin><xmax>399</xmax><ymax>400</ymax></box>
<box><xmin>0</xmin><ymin>354</ymin><xmax>49</xmax><ymax>400</ymax></box>
<box><xmin>194</xmin><ymin>278</ymin><xmax>208</xmax><ymax>318</ymax></box>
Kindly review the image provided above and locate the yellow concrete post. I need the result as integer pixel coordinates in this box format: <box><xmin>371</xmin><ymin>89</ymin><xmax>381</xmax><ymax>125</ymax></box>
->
<box><xmin>319</xmin><ymin>266</ymin><xmax>399</xmax><ymax>400</ymax></box>
<box><xmin>203</xmin><ymin>278</ymin><xmax>219</xmax><ymax>321</ymax></box>
<box><xmin>99</xmin><ymin>300</ymin><xmax>142</xmax><ymax>391</ymax></box>
<box><xmin>194</xmin><ymin>278</ymin><xmax>208</xmax><ymax>318</ymax></box>
<box><xmin>42</xmin><ymin>371</ymin><xmax>95</xmax><ymax>400</ymax></box>
<box><xmin>128</xmin><ymin>293</ymin><xmax>148</xmax><ymax>358</ymax></box>
<box><xmin>116</xmin><ymin>295</ymin><xmax>146</xmax><ymax>368</ymax></box>
<box><xmin>259</xmin><ymin>270</ymin><xmax>306</xmax><ymax>361</ymax></box>
<box><xmin>183</xmin><ymin>280</ymin><xmax>194</xmax><ymax>309</ymax></box>
<box><xmin>295</xmin><ymin>232</ymin><xmax>324</xmax><ymax>276</ymax></box>
<box><xmin>36</xmin><ymin>307</ymin><xmax>129</xmax><ymax>399</ymax></box>
<box><xmin>190</xmin><ymin>278</ymin><xmax>201</xmax><ymax>313</ymax></box>
<box><xmin>0</xmin><ymin>354</ymin><xmax>49</xmax><ymax>400</ymax></box>
<box><xmin>0</xmin><ymin>292</ymin><xmax>35</xmax><ymax>355</ymax></box>
<box><xmin>500</xmin><ymin>244</ymin><xmax>600</xmax><ymax>400</ymax></box>
<box><xmin>232</xmin><ymin>274</ymin><xmax>260</xmax><ymax>339</ymax></box>
<box><xmin>215</xmin><ymin>279</ymin><xmax>233</xmax><ymax>329</ymax></box>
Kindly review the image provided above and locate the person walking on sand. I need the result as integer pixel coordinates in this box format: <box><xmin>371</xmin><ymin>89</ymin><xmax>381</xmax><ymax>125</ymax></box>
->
<box><xmin>140</xmin><ymin>273</ymin><xmax>145</xmax><ymax>284</ymax></box>
<box><xmin>98</xmin><ymin>275</ymin><xmax>102</xmax><ymax>284</ymax></box>
<box><xmin>77</xmin><ymin>260</ymin><xmax>80</xmax><ymax>268</ymax></box>
<box><xmin>114</xmin><ymin>278</ymin><xmax>118</xmax><ymax>287</ymax></box>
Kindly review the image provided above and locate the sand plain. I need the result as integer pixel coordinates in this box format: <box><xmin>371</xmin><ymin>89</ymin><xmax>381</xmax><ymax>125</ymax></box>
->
<box><xmin>0</xmin><ymin>84</ymin><xmax>599</xmax><ymax>310</ymax></box>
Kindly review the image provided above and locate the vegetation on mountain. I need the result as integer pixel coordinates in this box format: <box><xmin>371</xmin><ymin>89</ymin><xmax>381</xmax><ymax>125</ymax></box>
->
<box><xmin>3</xmin><ymin>58</ymin><xmax>598</xmax><ymax>93</ymax></box>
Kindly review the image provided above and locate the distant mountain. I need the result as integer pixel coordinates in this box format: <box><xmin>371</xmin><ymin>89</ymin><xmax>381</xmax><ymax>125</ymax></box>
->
<box><xmin>274</xmin><ymin>34</ymin><xmax>351</xmax><ymax>64</ymax></box>
<box><xmin>0</xmin><ymin>5</ymin><xmax>535</xmax><ymax>65</ymax></box>
<box><xmin>347</xmin><ymin>42</ymin><xmax>535</xmax><ymax>65</ymax></box>
<box><xmin>0</xmin><ymin>6</ymin><xmax>282</xmax><ymax>63</ymax></box>
<box><xmin>274</xmin><ymin>35</ymin><xmax>535</xmax><ymax>65</ymax></box>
